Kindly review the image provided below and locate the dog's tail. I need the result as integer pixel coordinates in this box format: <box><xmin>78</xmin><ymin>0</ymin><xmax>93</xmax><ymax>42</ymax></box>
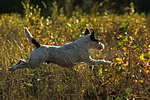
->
<box><xmin>24</xmin><ymin>27</ymin><xmax>41</xmax><ymax>48</ymax></box>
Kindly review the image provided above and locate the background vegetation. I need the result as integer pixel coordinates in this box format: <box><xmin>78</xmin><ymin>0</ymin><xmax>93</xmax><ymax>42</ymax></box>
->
<box><xmin>0</xmin><ymin>0</ymin><xmax>150</xmax><ymax>100</ymax></box>
<box><xmin>1</xmin><ymin>0</ymin><xmax>150</xmax><ymax>17</ymax></box>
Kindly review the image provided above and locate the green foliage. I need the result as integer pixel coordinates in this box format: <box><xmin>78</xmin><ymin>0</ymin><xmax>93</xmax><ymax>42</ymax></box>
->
<box><xmin>0</xmin><ymin>1</ymin><xmax>150</xmax><ymax>100</ymax></box>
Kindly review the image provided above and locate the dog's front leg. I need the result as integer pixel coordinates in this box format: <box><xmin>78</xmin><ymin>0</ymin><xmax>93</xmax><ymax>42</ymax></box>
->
<box><xmin>91</xmin><ymin>59</ymin><xmax>112</xmax><ymax>66</ymax></box>
<box><xmin>88</xmin><ymin>56</ymin><xmax>112</xmax><ymax>67</ymax></box>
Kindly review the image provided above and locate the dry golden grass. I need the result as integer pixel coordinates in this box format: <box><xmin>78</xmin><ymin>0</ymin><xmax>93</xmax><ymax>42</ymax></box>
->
<box><xmin>0</xmin><ymin>2</ymin><xmax>150</xmax><ymax>100</ymax></box>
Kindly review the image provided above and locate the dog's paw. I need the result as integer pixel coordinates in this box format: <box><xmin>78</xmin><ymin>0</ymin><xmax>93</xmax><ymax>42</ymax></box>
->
<box><xmin>104</xmin><ymin>60</ymin><xmax>112</xmax><ymax>66</ymax></box>
<box><xmin>8</xmin><ymin>67</ymin><xmax>15</xmax><ymax>71</ymax></box>
<box><xmin>109</xmin><ymin>61</ymin><xmax>113</xmax><ymax>66</ymax></box>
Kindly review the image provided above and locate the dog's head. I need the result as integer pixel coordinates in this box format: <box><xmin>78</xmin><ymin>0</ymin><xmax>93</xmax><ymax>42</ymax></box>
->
<box><xmin>85</xmin><ymin>28</ymin><xmax>104</xmax><ymax>51</ymax></box>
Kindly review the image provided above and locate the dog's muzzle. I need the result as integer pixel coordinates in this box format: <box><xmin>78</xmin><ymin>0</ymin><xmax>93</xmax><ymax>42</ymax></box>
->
<box><xmin>98</xmin><ymin>42</ymin><xmax>105</xmax><ymax>50</ymax></box>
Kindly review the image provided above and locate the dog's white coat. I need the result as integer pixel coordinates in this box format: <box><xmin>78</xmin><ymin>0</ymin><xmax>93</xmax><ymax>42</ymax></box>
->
<box><xmin>9</xmin><ymin>27</ymin><xmax>111</xmax><ymax>71</ymax></box>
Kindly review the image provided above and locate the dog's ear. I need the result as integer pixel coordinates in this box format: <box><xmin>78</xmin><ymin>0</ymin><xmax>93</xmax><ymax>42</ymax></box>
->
<box><xmin>85</xmin><ymin>28</ymin><xmax>90</xmax><ymax>36</ymax></box>
<box><xmin>90</xmin><ymin>29</ymin><xmax>98</xmax><ymax>41</ymax></box>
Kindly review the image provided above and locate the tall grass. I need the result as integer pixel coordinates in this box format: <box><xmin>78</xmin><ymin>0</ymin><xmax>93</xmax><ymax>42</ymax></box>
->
<box><xmin>0</xmin><ymin>1</ymin><xmax>150</xmax><ymax>100</ymax></box>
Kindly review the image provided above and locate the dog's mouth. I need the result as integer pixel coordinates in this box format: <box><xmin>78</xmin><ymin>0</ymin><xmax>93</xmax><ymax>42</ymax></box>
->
<box><xmin>98</xmin><ymin>42</ymin><xmax>105</xmax><ymax>50</ymax></box>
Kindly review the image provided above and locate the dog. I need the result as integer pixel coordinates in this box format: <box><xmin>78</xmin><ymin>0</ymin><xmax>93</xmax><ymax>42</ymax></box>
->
<box><xmin>8</xmin><ymin>27</ymin><xmax>111</xmax><ymax>71</ymax></box>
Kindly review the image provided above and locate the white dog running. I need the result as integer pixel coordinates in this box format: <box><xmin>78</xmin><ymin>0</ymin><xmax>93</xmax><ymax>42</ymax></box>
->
<box><xmin>8</xmin><ymin>27</ymin><xmax>111</xmax><ymax>71</ymax></box>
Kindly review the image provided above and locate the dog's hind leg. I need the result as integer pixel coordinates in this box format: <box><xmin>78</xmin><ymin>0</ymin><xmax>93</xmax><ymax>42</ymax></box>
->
<box><xmin>8</xmin><ymin>59</ymin><xmax>26</xmax><ymax>71</ymax></box>
<box><xmin>13</xmin><ymin>59</ymin><xmax>25</xmax><ymax>66</ymax></box>
<box><xmin>8</xmin><ymin>59</ymin><xmax>43</xmax><ymax>71</ymax></box>
<box><xmin>9</xmin><ymin>61</ymin><xmax>30</xmax><ymax>71</ymax></box>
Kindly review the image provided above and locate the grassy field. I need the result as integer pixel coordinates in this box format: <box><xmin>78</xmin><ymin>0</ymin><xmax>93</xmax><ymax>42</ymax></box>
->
<box><xmin>0</xmin><ymin>2</ymin><xmax>150</xmax><ymax>100</ymax></box>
